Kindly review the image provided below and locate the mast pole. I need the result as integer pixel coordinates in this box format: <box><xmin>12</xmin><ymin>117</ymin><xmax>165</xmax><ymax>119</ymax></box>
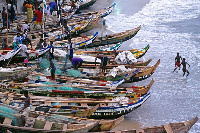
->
<box><xmin>6</xmin><ymin>0</ymin><xmax>9</xmax><ymax>45</ymax></box>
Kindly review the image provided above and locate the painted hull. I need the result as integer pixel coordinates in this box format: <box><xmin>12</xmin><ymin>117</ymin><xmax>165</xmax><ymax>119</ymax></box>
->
<box><xmin>90</xmin><ymin>92</ymin><xmax>151</xmax><ymax>119</ymax></box>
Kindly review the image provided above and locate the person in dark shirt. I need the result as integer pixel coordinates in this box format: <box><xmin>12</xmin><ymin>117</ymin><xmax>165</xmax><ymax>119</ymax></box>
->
<box><xmin>19</xmin><ymin>90</ymin><xmax>31</xmax><ymax>126</ymax></box>
<box><xmin>95</xmin><ymin>54</ymin><xmax>108</xmax><ymax>73</ymax></box>
<box><xmin>181</xmin><ymin>58</ymin><xmax>190</xmax><ymax>77</ymax></box>
<box><xmin>49</xmin><ymin>41</ymin><xmax>54</xmax><ymax>59</ymax></box>
<box><xmin>173</xmin><ymin>52</ymin><xmax>182</xmax><ymax>72</ymax></box>
<box><xmin>49</xmin><ymin>1</ymin><xmax>57</xmax><ymax>14</ymax></box>
<box><xmin>35</xmin><ymin>39</ymin><xmax>43</xmax><ymax>50</ymax></box>
<box><xmin>48</xmin><ymin>58</ymin><xmax>56</xmax><ymax>80</ymax></box>
<box><xmin>69</xmin><ymin>57</ymin><xmax>83</xmax><ymax>70</ymax></box>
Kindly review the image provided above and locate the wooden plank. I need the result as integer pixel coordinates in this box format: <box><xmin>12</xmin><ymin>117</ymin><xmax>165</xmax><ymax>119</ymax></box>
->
<box><xmin>164</xmin><ymin>124</ymin><xmax>174</xmax><ymax>133</ymax></box>
<box><xmin>62</xmin><ymin>124</ymin><xmax>68</xmax><ymax>131</ymax></box>
<box><xmin>3</xmin><ymin>118</ymin><xmax>12</xmax><ymax>125</ymax></box>
<box><xmin>43</xmin><ymin>121</ymin><xmax>53</xmax><ymax>130</ymax></box>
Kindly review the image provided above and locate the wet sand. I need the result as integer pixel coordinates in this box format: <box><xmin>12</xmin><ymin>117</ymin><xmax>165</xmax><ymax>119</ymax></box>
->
<box><xmin>84</xmin><ymin>0</ymin><xmax>151</xmax><ymax>131</ymax></box>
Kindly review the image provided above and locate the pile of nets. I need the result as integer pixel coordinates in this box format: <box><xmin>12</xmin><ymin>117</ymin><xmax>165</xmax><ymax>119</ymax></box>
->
<box><xmin>39</xmin><ymin>59</ymin><xmax>63</xmax><ymax>75</ymax></box>
<box><xmin>66</xmin><ymin>69</ymin><xmax>82</xmax><ymax>77</ymax></box>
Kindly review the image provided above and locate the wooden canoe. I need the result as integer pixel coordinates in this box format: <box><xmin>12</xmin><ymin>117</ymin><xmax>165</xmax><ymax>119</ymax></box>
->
<box><xmin>0</xmin><ymin>66</ymin><xmax>36</xmax><ymax>81</ymax></box>
<box><xmin>0</xmin><ymin>104</ymin><xmax>99</xmax><ymax>133</ymax></box>
<box><xmin>89</xmin><ymin>115</ymin><xmax>124</xmax><ymax>132</ymax></box>
<box><xmin>0</xmin><ymin>78</ymin><xmax>154</xmax><ymax>99</ymax></box>
<box><xmin>80</xmin><ymin>58</ymin><xmax>152</xmax><ymax>69</ymax></box>
<box><xmin>108</xmin><ymin>116</ymin><xmax>198</xmax><ymax>133</ymax></box>
<box><xmin>88</xmin><ymin>59</ymin><xmax>160</xmax><ymax>82</ymax></box>
<box><xmin>34</xmin><ymin>104</ymin><xmax>99</xmax><ymax>118</ymax></box>
<box><xmin>88</xmin><ymin>25</ymin><xmax>141</xmax><ymax>47</ymax></box>
<box><xmin>75</xmin><ymin>44</ymin><xmax>150</xmax><ymax>59</ymax></box>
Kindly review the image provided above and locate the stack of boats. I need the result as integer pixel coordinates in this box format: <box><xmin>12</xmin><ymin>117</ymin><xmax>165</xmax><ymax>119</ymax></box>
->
<box><xmin>0</xmin><ymin>0</ymin><xmax>197</xmax><ymax>132</ymax></box>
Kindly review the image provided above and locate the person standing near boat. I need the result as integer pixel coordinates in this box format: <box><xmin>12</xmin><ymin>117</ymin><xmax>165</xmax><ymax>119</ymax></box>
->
<box><xmin>13</xmin><ymin>32</ymin><xmax>22</xmax><ymax>49</ymax></box>
<box><xmin>173</xmin><ymin>52</ymin><xmax>182</xmax><ymax>72</ymax></box>
<box><xmin>22</xmin><ymin>29</ymin><xmax>32</xmax><ymax>48</ymax></box>
<box><xmin>19</xmin><ymin>90</ymin><xmax>31</xmax><ymax>126</ymax></box>
<box><xmin>181</xmin><ymin>58</ymin><xmax>190</xmax><ymax>77</ymax></box>
<box><xmin>21</xmin><ymin>21</ymin><xmax>30</xmax><ymax>32</ymax></box>
<box><xmin>49</xmin><ymin>41</ymin><xmax>54</xmax><ymax>59</ymax></box>
<box><xmin>95</xmin><ymin>54</ymin><xmax>108</xmax><ymax>73</ymax></box>
<box><xmin>34</xmin><ymin>7</ymin><xmax>43</xmax><ymax>29</ymax></box>
<box><xmin>48</xmin><ymin>58</ymin><xmax>56</xmax><ymax>80</ymax></box>
<box><xmin>69</xmin><ymin>56</ymin><xmax>83</xmax><ymax>70</ymax></box>
<box><xmin>20</xmin><ymin>41</ymin><xmax>29</xmax><ymax>67</ymax></box>
<box><xmin>36</xmin><ymin>39</ymin><xmax>44</xmax><ymax>67</ymax></box>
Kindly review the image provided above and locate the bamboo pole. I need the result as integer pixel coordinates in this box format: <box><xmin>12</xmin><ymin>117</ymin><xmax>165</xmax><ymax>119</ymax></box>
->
<box><xmin>6</xmin><ymin>0</ymin><xmax>8</xmax><ymax>45</ymax></box>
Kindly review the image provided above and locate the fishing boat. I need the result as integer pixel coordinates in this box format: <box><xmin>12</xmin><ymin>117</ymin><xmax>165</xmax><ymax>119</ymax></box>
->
<box><xmin>35</xmin><ymin>104</ymin><xmax>99</xmax><ymax>118</ymax></box>
<box><xmin>87</xmin><ymin>59</ymin><xmax>160</xmax><ymax>83</ymax></box>
<box><xmin>98</xmin><ymin>42</ymin><xmax>122</xmax><ymax>51</ymax></box>
<box><xmin>89</xmin><ymin>115</ymin><xmax>124</xmax><ymax>132</ymax></box>
<box><xmin>90</xmin><ymin>92</ymin><xmax>151</xmax><ymax>119</ymax></box>
<box><xmin>28</xmin><ymin>92</ymin><xmax>151</xmax><ymax>119</ymax></box>
<box><xmin>87</xmin><ymin>25</ymin><xmax>141</xmax><ymax>47</ymax></box>
<box><xmin>79</xmin><ymin>0</ymin><xmax>97</xmax><ymax>10</ymax></box>
<box><xmin>9</xmin><ymin>45</ymin><xmax>52</xmax><ymax>64</ymax></box>
<box><xmin>108</xmin><ymin>116</ymin><xmax>198</xmax><ymax>133</ymax></box>
<box><xmin>0</xmin><ymin>104</ymin><xmax>99</xmax><ymax>133</ymax></box>
<box><xmin>0</xmin><ymin>89</ymin><xmax>150</xmax><ymax>119</ymax></box>
<box><xmin>65</xmin><ymin>3</ymin><xmax>116</xmax><ymax>21</ymax></box>
<box><xmin>0</xmin><ymin>45</ymin><xmax>21</xmax><ymax>66</ymax></box>
<box><xmin>63</xmin><ymin>0</ymin><xmax>97</xmax><ymax>11</ymax></box>
<box><xmin>0</xmin><ymin>76</ymin><xmax>154</xmax><ymax>99</ymax></box>
<box><xmin>80</xmin><ymin>58</ymin><xmax>152</xmax><ymax>69</ymax></box>
<box><xmin>75</xmin><ymin>44</ymin><xmax>150</xmax><ymax>59</ymax></box>
<box><xmin>0</xmin><ymin>66</ymin><xmax>36</xmax><ymax>81</ymax></box>
<box><xmin>0</xmin><ymin>102</ymin><xmax>124</xmax><ymax>132</ymax></box>
<box><xmin>54</xmin><ymin>32</ymin><xmax>98</xmax><ymax>49</ymax></box>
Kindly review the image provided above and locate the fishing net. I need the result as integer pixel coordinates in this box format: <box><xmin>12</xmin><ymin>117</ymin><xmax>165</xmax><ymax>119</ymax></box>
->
<box><xmin>0</xmin><ymin>105</ymin><xmax>22</xmax><ymax>126</ymax></box>
<box><xmin>66</xmin><ymin>69</ymin><xmax>82</xmax><ymax>77</ymax></box>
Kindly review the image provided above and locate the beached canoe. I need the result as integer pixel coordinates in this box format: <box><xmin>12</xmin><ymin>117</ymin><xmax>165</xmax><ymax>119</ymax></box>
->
<box><xmin>54</xmin><ymin>32</ymin><xmax>98</xmax><ymax>49</ymax></box>
<box><xmin>80</xmin><ymin>58</ymin><xmax>152</xmax><ymax>69</ymax></box>
<box><xmin>0</xmin><ymin>45</ymin><xmax>22</xmax><ymax>66</ymax></box>
<box><xmin>87</xmin><ymin>25</ymin><xmax>141</xmax><ymax>47</ymax></box>
<box><xmin>65</xmin><ymin>3</ymin><xmax>116</xmax><ymax>21</ymax></box>
<box><xmin>63</xmin><ymin>0</ymin><xmax>97</xmax><ymax>10</ymax></box>
<box><xmin>0</xmin><ymin>104</ymin><xmax>99</xmax><ymax>133</ymax></box>
<box><xmin>4</xmin><ymin>78</ymin><xmax>154</xmax><ymax>100</ymax></box>
<box><xmin>75</xmin><ymin>44</ymin><xmax>150</xmax><ymax>59</ymax></box>
<box><xmin>87</xmin><ymin>59</ymin><xmax>160</xmax><ymax>82</ymax></box>
<box><xmin>0</xmin><ymin>66</ymin><xmax>36</xmax><ymax>81</ymax></box>
<box><xmin>90</xmin><ymin>92</ymin><xmax>151</xmax><ymax>119</ymax></box>
<box><xmin>108</xmin><ymin>116</ymin><xmax>198</xmax><ymax>133</ymax></box>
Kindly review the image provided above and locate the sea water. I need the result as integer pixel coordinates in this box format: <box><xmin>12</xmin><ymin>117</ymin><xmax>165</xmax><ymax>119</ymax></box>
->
<box><xmin>103</xmin><ymin>0</ymin><xmax>200</xmax><ymax>132</ymax></box>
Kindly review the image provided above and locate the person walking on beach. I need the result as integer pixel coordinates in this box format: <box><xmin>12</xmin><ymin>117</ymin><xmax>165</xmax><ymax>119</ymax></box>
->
<box><xmin>173</xmin><ymin>52</ymin><xmax>182</xmax><ymax>72</ymax></box>
<box><xmin>34</xmin><ymin>7</ymin><xmax>43</xmax><ymax>29</ymax></box>
<box><xmin>19</xmin><ymin>90</ymin><xmax>31</xmax><ymax>126</ymax></box>
<box><xmin>95</xmin><ymin>54</ymin><xmax>108</xmax><ymax>73</ymax></box>
<box><xmin>25</xmin><ymin>0</ymin><xmax>33</xmax><ymax>22</ymax></box>
<box><xmin>181</xmin><ymin>58</ymin><xmax>190</xmax><ymax>77</ymax></box>
<box><xmin>21</xmin><ymin>21</ymin><xmax>30</xmax><ymax>32</ymax></box>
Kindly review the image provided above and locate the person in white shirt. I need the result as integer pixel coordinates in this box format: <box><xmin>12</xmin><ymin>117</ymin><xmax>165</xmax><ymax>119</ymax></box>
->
<box><xmin>21</xmin><ymin>21</ymin><xmax>30</xmax><ymax>33</ymax></box>
<box><xmin>20</xmin><ymin>43</ymin><xmax>29</xmax><ymax>67</ymax></box>
<box><xmin>20</xmin><ymin>43</ymin><xmax>28</xmax><ymax>57</ymax></box>
<box><xmin>13</xmin><ymin>32</ymin><xmax>22</xmax><ymax>49</ymax></box>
